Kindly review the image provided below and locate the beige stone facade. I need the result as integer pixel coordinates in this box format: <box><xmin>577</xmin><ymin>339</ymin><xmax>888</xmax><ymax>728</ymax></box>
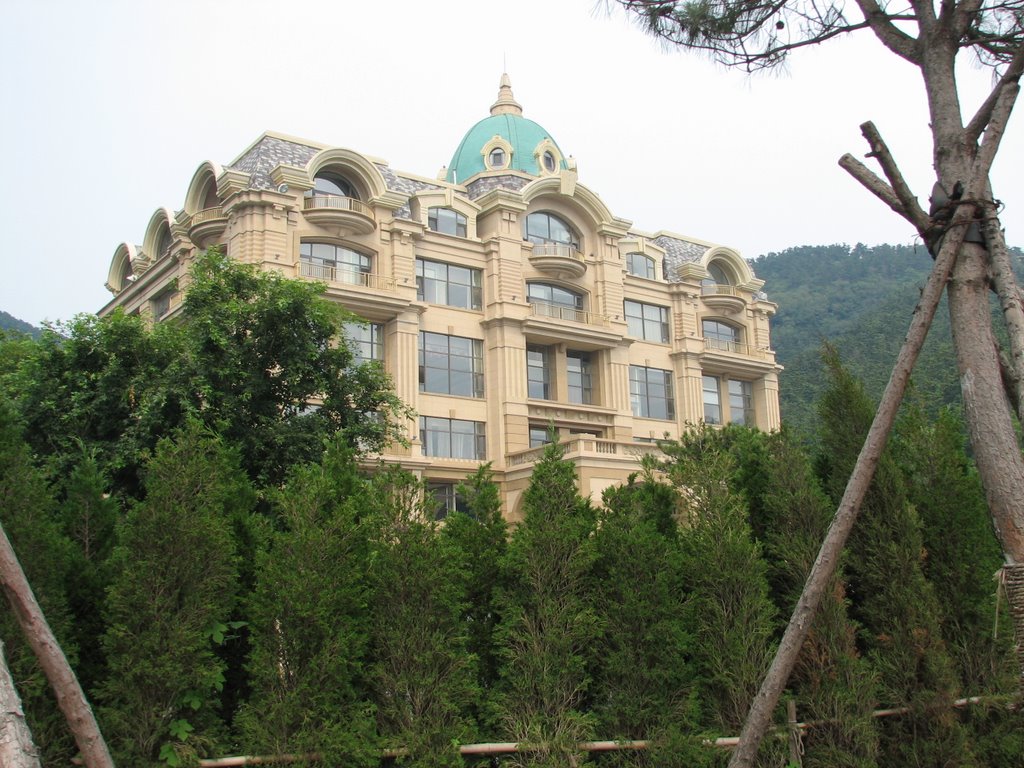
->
<box><xmin>100</xmin><ymin>76</ymin><xmax>781</xmax><ymax>519</ymax></box>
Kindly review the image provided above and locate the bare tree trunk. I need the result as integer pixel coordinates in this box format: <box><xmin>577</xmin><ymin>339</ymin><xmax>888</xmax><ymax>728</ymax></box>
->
<box><xmin>982</xmin><ymin>204</ymin><xmax>1024</xmax><ymax>423</ymax></box>
<box><xmin>0</xmin><ymin>521</ymin><xmax>115</xmax><ymax>768</ymax></box>
<box><xmin>0</xmin><ymin>640</ymin><xmax>41</xmax><ymax>768</ymax></box>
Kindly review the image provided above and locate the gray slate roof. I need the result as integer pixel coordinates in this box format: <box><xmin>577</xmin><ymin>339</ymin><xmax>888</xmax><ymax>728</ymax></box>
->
<box><xmin>654</xmin><ymin>234</ymin><xmax>708</xmax><ymax>282</ymax></box>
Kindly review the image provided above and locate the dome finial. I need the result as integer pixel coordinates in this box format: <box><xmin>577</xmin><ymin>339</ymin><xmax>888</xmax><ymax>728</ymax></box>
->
<box><xmin>490</xmin><ymin>72</ymin><xmax>523</xmax><ymax>116</ymax></box>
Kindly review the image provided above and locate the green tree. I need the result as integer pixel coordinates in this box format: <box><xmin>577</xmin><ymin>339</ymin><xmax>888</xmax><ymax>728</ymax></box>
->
<box><xmin>98</xmin><ymin>423</ymin><xmax>249</xmax><ymax>766</ymax></box>
<box><xmin>660</xmin><ymin>429</ymin><xmax>779</xmax><ymax>763</ymax></box>
<box><xmin>58</xmin><ymin>445</ymin><xmax>119</xmax><ymax>700</ymax></box>
<box><xmin>0</xmin><ymin>400</ymin><xmax>77</xmax><ymax>766</ymax></box>
<box><xmin>238</xmin><ymin>440</ymin><xmax>377</xmax><ymax>767</ymax></box>
<box><xmin>892</xmin><ymin>405</ymin><xmax>1024</xmax><ymax>766</ymax></box>
<box><xmin>722</xmin><ymin>427</ymin><xmax>879</xmax><ymax>768</ymax></box>
<box><xmin>366</xmin><ymin>466</ymin><xmax>477</xmax><ymax>765</ymax></box>
<box><xmin>818</xmin><ymin>350</ymin><xmax>974</xmax><ymax>766</ymax></box>
<box><xmin>495</xmin><ymin>442</ymin><xmax>599</xmax><ymax>766</ymax></box>
<box><xmin>592</xmin><ymin>466</ymin><xmax>707</xmax><ymax>767</ymax></box>
<box><xmin>439</xmin><ymin>465</ymin><xmax>509</xmax><ymax>719</ymax></box>
<box><xmin>4</xmin><ymin>249</ymin><xmax>410</xmax><ymax>497</ymax></box>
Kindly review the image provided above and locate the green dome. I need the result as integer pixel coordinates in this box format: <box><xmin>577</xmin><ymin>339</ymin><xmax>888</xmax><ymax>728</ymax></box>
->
<box><xmin>446</xmin><ymin>75</ymin><xmax>567</xmax><ymax>184</ymax></box>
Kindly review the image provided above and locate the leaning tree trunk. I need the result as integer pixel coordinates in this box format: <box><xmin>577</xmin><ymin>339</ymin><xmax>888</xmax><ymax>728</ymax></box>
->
<box><xmin>0</xmin><ymin>522</ymin><xmax>114</xmax><ymax>768</ymax></box>
<box><xmin>0</xmin><ymin>640</ymin><xmax>41</xmax><ymax>768</ymax></box>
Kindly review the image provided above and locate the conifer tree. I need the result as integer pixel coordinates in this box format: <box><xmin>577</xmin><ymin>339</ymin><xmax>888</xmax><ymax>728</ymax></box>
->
<box><xmin>98</xmin><ymin>422</ymin><xmax>249</xmax><ymax>766</ymax></box>
<box><xmin>719</xmin><ymin>426</ymin><xmax>879</xmax><ymax>768</ymax></box>
<box><xmin>58</xmin><ymin>446</ymin><xmax>119</xmax><ymax>700</ymax></box>
<box><xmin>439</xmin><ymin>465</ymin><xmax>508</xmax><ymax>721</ymax></box>
<box><xmin>892</xmin><ymin>405</ymin><xmax>1024</xmax><ymax>766</ymax></box>
<box><xmin>0</xmin><ymin>401</ymin><xmax>78</xmax><ymax>766</ymax></box>
<box><xmin>366</xmin><ymin>466</ymin><xmax>477</xmax><ymax>765</ymax></box>
<box><xmin>495</xmin><ymin>441</ymin><xmax>599</xmax><ymax>766</ymax></box>
<box><xmin>660</xmin><ymin>429</ymin><xmax>778</xmax><ymax>761</ymax></box>
<box><xmin>592</xmin><ymin>466</ymin><xmax>707</xmax><ymax>767</ymax></box>
<box><xmin>238</xmin><ymin>440</ymin><xmax>378</xmax><ymax>767</ymax></box>
<box><xmin>818</xmin><ymin>349</ymin><xmax>975</xmax><ymax>766</ymax></box>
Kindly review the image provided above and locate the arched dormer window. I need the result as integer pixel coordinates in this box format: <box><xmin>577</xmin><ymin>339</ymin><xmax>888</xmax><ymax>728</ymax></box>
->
<box><xmin>523</xmin><ymin>212</ymin><xmax>580</xmax><ymax>250</ymax></box>
<box><xmin>157</xmin><ymin>228</ymin><xmax>173</xmax><ymax>259</ymax></box>
<box><xmin>704</xmin><ymin>261</ymin><xmax>735</xmax><ymax>290</ymax></box>
<box><xmin>307</xmin><ymin>171</ymin><xmax>358</xmax><ymax>200</ymax></box>
<box><xmin>626</xmin><ymin>252</ymin><xmax>656</xmax><ymax>279</ymax></box>
<box><xmin>428</xmin><ymin>207</ymin><xmax>468</xmax><ymax>237</ymax></box>
<box><xmin>702</xmin><ymin>319</ymin><xmax>742</xmax><ymax>352</ymax></box>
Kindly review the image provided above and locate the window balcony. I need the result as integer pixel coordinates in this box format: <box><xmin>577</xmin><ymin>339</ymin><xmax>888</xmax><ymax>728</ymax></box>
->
<box><xmin>507</xmin><ymin>437</ymin><xmax>664</xmax><ymax>467</ymax></box>
<box><xmin>701</xmin><ymin>282</ymin><xmax>746</xmax><ymax>313</ymax></box>
<box><xmin>299</xmin><ymin>261</ymin><xmax>396</xmax><ymax>292</ymax></box>
<box><xmin>528</xmin><ymin>243</ymin><xmax>586</xmax><ymax>279</ymax></box>
<box><xmin>188</xmin><ymin>206</ymin><xmax>228</xmax><ymax>244</ymax></box>
<box><xmin>702</xmin><ymin>337</ymin><xmax>773</xmax><ymax>360</ymax></box>
<box><xmin>303</xmin><ymin>195</ymin><xmax>376</xmax><ymax>234</ymax></box>
<box><xmin>528</xmin><ymin>301</ymin><xmax>607</xmax><ymax>327</ymax></box>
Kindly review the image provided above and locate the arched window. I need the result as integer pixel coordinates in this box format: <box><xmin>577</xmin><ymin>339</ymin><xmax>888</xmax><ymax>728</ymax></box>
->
<box><xmin>157</xmin><ymin>228</ymin><xmax>173</xmax><ymax>259</ymax></box>
<box><xmin>300</xmin><ymin>242</ymin><xmax>371</xmax><ymax>285</ymax></box>
<box><xmin>523</xmin><ymin>212</ymin><xmax>580</xmax><ymax>250</ymax></box>
<box><xmin>706</xmin><ymin>261</ymin><xmax>733</xmax><ymax>287</ymax></box>
<box><xmin>307</xmin><ymin>171</ymin><xmax>357</xmax><ymax>200</ymax></box>
<box><xmin>428</xmin><ymin>207</ymin><xmax>468</xmax><ymax>237</ymax></box>
<box><xmin>702</xmin><ymin>319</ymin><xmax>742</xmax><ymax>352</ymax></box>
<box><xmin>626</xmin><ymin>252</ymin><xmax>656</xmax><ymax>279</ymax></box>
<box><xmin>488</xmin><ymin>147</ymin><xmax>507</xmax><ymax>169</ymax></box>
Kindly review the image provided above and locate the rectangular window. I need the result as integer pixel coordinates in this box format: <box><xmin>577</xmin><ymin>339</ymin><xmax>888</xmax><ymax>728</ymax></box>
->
<box><xmin>419</xmin><ymin>331</ymin><xmax>484</xmax><ymax>398</ymax></box>
<box><xmin>151</xmin><ymin>290</ymin><xmax>176</xmax><ymax>320</ymax></box>
<box><xmin>703</xmin><ymin>375</ymin><xmax>722</xmax><ymax>425</ymax></box>
<box><xmin>427</xmin><ymin>207</ymin><xmax>468</xmax><ymax>237</ymax></box>
<box><xmin>527</xmin><ymin>344</ymin><xmax>551</xmax><ymax>400</ymax></box>
<box><xmin>343</xmin><ymin>321</ymin><xmax>384</xmax><ymax>364</ymax></box>
<box><xmin>630</xmin><ymin>366</ymin><xmax>675</xmax><ymax>420</ymax></box>
<box><xmin>416</xmin><ymin>258</ymin><xmax>482</xmax><ymax>310</ymax></box>
<box><xmin>529</xmin><ymin>426</ymin><xmax>552</xmax><ymax>448</ymax></box>
<box><xmin>420</xmin><ymin>416</ymin><xmax>486</xmax><ymax>460</ymax></box>
<box><xmin>729</xmin><ymin>379</ymin><xmax>754</xmax><ymax>426</ymax></box>
<box><xmin>624</xmin><ymin>300</ymin><xmax>670</xmax><ymax>343</ymax></box>
<box><xmin>566</xmin><ymin>351</ymin><xmax>593</xmax><ymax>405</ymax></box>
<box><xmin>426</xmin><ymin>482</ymin><xmax>471</xmax><ymax>520</ymax></box>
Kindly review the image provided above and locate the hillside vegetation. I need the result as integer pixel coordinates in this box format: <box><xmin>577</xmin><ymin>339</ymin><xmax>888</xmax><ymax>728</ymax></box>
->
<box><xmin>752</xmin><ymin>243</ymin><xmax>1024</xmax><ymax>438</ymax></box>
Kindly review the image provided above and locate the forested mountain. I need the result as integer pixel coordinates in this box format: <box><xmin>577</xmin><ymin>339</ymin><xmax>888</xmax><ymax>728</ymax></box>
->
<box><xmin>0</xmin><ymin>309</ymin><xmax>40</xmax><ymax>338</ymax></box>
<box><xmin>752</xmin><ymin>243</ymin><xmax>1024</xmax><ymax>438</ymax></box>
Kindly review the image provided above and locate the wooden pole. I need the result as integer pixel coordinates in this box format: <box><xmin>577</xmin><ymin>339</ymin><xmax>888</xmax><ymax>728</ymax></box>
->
<box><xmin>0</xmin><ymin>521</ymin><xmax>114</xmax><ymax>768</ymax></box>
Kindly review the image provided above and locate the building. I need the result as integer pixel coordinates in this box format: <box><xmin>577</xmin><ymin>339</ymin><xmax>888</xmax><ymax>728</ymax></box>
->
<box><xmin>100</xmin><ymin>75</ymin><xmax>781</xmax><ymax>519</ymax></box>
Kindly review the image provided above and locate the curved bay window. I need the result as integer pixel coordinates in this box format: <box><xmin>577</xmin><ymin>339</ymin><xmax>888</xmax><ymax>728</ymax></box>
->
<box><xmin>524</xmin><ymin>211</ymin><xmax>580</xmax><ymax>250</ymax></box>
<box><xmin>702</xmin><ymin>319</ymin><xmax>742</xmax><ymax>353</ymax></box>
<box><xmin>300</xmin><ymin>242</ymin><xmax>371</xmax><ymax>285</ymax></box>
<box><xmin>527</xmin><ymin>282</ymin><xmax>585</xmax><ymax>322</ymax></box>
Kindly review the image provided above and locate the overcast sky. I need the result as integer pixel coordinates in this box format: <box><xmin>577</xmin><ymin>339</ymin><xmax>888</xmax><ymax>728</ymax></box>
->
<box><xmin>2</xmin><ymin>0</ymin><xmax>1021</xmax><ymax>326</ymax></box>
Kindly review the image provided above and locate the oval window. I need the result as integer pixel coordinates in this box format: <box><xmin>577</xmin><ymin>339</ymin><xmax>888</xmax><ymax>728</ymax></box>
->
<box><xmin>543</xmin><ymin>150</ymin><xmax>556</xmax><ymax>173</ymax></box>
<box><xmin>488</xmin><ymin>148</ymin><xmax>506</xmax><ymax>168</ymax></box>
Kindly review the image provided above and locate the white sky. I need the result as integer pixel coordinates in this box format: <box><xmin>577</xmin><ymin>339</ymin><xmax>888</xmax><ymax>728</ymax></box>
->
<box><xmin>1</xmin><ymin>0</ymin><xmax>1021</xmax><ymax>326</ymax></box>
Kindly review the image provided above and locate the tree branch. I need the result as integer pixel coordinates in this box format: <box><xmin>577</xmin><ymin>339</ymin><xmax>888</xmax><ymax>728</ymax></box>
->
<box><xmin>838</xmin><ymin>153</ymin><xmax>916</xmax><ymax>224</ymax></box>
<box><xmin>859</xmin><ymin>121</ymin><xmax>933</xmax><ymax>232</ymax></box>
<box><xmin>854</xmin><ymin>0</ymin><xmax>921</xmax><ymax>63</ymax></box>
<box><xmin>965</xmin><ymin>46</ymin><xmax>1024</xmax><ymax>145</ymax></box>
<box><xmin>983</xmin><ymin>202</ymin><xmax>1024</xmax><ymax>423</ymax></box>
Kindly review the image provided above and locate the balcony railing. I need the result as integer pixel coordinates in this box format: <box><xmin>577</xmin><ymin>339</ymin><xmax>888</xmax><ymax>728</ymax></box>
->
<box><xmin>528</xmin><ymin>301</ymin><xmax>609</xmax><ymax>327</ymax></box>
<box><xmin>507</xmin><ymin>437</ymin><xmax>665</xmax><ymax>467</ymax></box>
<box><xmin>191</xmin><ymin>206</ymin><xmax>226</xmax><ymax>226</ymax></box>
<box><xmin>303</xmin><ymin>195</ymin><xmax>372</xmax><ymax>217</ymax></box>
<box><xmin>531</xmin><ymin>243</ymin><xmax>584</xmax><ymax>261</ymax></box>
<box><xmin>702</xmin><ymin>337</ymin><xmax>771</xmax><ymax>358</ymax></box>
<box><xmin>701</xmin><ymin>282</ymin><xmax>740</xmax><ymax>297</ymax></box>
<box><xmin>299</xmin><ymin>261</ymin><xmax>396</xmax><ymax>291</ymax></box>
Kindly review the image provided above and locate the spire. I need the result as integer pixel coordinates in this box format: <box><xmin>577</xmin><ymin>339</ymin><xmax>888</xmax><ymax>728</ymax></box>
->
<box><xmin>489</xmin><ymin>73</ymin><xmax>523</xmax><ymax>116</ymax></box>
